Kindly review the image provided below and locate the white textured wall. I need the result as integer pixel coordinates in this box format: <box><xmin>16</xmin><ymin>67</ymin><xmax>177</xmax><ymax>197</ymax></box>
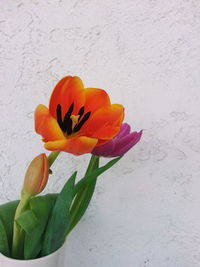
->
<box><xmin>1</xmin><ymin>1</ymin><xmax>200</xmax><ymax>266</ymax></box>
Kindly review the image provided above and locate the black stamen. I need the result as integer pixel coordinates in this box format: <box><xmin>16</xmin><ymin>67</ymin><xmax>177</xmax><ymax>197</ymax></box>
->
<box><xmin>56</xmin><ymin>103</ymin><xmax>74</xmax><ymax>134</ymax></box>
<box><xmin>73</xmin><ymin>111</ymin><xmax>91</xmax><ymax>133</ymax></box>
<box><xmin>78</xmin><ymin>106</ymin><xmax>84</xmax><ymax>121</ymax></box>
<box><xmin>56</xmin><ymin>104</ymin><xmax>65</xmax><ymax>132</ymax></box>
<box><xmin>63</xmin><ymin>103</ymin><xmax>74</xmax><ymax>134</ymax></box>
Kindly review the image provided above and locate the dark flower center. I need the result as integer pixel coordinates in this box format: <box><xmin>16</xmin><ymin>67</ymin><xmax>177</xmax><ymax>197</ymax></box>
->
<box><xmin>56</xmin><ymin>103</ymin><xmax>91</xmax><ymax>135</ymax></box>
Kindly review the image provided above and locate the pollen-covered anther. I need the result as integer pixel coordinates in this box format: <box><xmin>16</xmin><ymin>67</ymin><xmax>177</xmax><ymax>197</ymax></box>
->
<box><xmin>70</xmin><ymin>115</ymin><xmax>80</xmax><ymax>130</ymax></box>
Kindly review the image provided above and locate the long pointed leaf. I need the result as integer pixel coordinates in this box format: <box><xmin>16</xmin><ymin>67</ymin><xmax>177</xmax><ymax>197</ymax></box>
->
<box><xmin>16</xmin><ymin>210</ymin><xmax>38</xmax><ymax>234</ymax></box>
<box><xmin>0</xmin><ymin>200</ymin><xmax>19</xmax><ymax>251</ymax></box>
<box><xmin>41</xmin><ymin>172</ymin><xmax>77</xmax><ymax>256</ymax></box>
<box><xmin>67</xmin><ymin>156</ymin><xmax>99</xmax><ymax>234</ymax></box>
<box><xmin>24</xmin><ymin>194</ymin><xmax>57</xmax><ymax>259</ymax></box>
<box><xmin>67</xmin><ymin>156</ymin><xmax>122</xmax><ymax>235</ymax></box>
<box><xmin>75</xmin><ymin>156</ymin><xmax>122</xmax><ymax>193</ymax></box>
<box><xmin>0</xmin><ymin>218</ymin><xmax>10</xmax><ymax>256</ymax></box>
<box><xmin>68</xmin><ymin>177</ymin><xmax>97</xmax><ymax>234</ymax></box>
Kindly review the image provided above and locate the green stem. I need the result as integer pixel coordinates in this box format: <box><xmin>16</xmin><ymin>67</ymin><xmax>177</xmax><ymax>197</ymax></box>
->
<box><xmin>74</xmin><ymin>155</ymin><xmax>99</xmax><ymax>194</ymax></box>
<box><xmin>74</xmin><ymin>156</ymin><xmax>122</xmax><ymax>194</ymax></box>
<box><xmin>12</xmin><ymin>190</ymin><xmax>32</xmax><ymax>259</ymax></box>
<box><xmin>67</xmin><ymin>177</ymin><xmax>98</xmax><ymax>234</ymax></box>
<box><xmin>48</xmin><ymin>151</ymin><xmax>61</xmax><ymax>168</ymax></box>
<box><xmin>66</xmin><ymin>155</ymin><xmax>99</xmax><ymax>234</ymax></box>
<box><xmin>12</xmin><ymin>151</ymin><xmax>61</xmax><ymax>259</ymax></box>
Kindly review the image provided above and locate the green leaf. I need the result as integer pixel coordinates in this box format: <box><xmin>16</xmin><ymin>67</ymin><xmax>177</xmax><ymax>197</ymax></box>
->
<box><xmin>75</xmin><ymin>156</ymin><xmax>122</xmax><ymax>194</ymax></box>
<box><xmin>41</xmin><ymin>172</ymin><xmax>77</xmax><ymax>256</ymax></box>
<box><xmin>67</xmin><ymin>156</ymin><xmax>99</xmax><ymax>234</ymax></box>
<box><xmin>69</xmin><ymin>177</ymin><xmax>97</xmax><ymax>234</ymax></box>
<box><xmin>67</xmin><ymin>156</ymin><xmax>122</xmax><ymax>235</ymax></box>
<box><xmin>24</xmin><ymin>194</ymin><xmax>57</xmax><ymax>260</ymax></box>
<box><xmin>16</xmin><ymin>210</ymin><xmax>38</xmax><ymax>235</ymax></box>
<box><xmin>0</xmin><ymin>217</ymin><xmax>10</xmax><ymax>257</ymax></box>
<box><xmin>0</xmin><ymin>195</ymin><xmax>58</xmax><ymax>259</ymax></box>
<box><xmin>0</xmin><ymin>200</ymin><xmax>19</xmax><ymax>251</ymax></box>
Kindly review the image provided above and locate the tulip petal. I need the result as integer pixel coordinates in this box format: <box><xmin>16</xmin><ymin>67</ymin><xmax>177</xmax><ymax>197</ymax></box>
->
<box><xmin>35</xmin><ymin>104</ymin><xmax>65</xmax><ymax>142</ymax></box>
<box><xmin>44</xmin><ymin>136</ymin><xmax>98</xmax><ymax>156</ymax></box>
<box><xmin>116</xmin><ymin>123</ymin><xmax>131</xmax><ymax>139</ymax></box>
<box><xmin>80</xmin><ymin>104</ymin><xmax>124</xmax><ymax>140</ymax></box>
<box><xmin>49</xmin><ymin>76</ymin><xmax>85</xmax><ymax>119</ymax></box>
<box><xmin>113</xmin><ymin>130</ymin><xmax>143</xmax><ymax>156</ymax></box>
<box><xmin>84</xmin><ymin>88</ymin><xmax>111</xmax><ymax>114</ymax></box>
<box><xmin>92</xmin><ymin>140</ymin><xmax>115</xmax><ymax>157</ymax></box>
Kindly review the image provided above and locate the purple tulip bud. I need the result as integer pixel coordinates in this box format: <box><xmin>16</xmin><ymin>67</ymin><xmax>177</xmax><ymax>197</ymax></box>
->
<box><xmin>92</xmin><ymin>123</ymin><xmax>142</xmax><ymax>157</ymax></box>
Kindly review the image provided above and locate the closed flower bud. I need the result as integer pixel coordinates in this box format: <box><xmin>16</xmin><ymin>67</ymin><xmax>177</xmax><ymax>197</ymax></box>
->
<box><xmin>92</xmin><ymin>123</ymin><xmax>142</xmax><ymax>157</ymax></box>
<box><xmin>23</xmin><ymin>153</ymin><xmax>49</xmax><ymax>195</ymax></box>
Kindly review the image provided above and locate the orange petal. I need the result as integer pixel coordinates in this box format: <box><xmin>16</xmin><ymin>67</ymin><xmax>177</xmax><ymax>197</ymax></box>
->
<box><xmin>49</xmin><ymin>76</ymin><xmax>85</xmax><ymax>119</ymax></box>
<box><xmin>44</xmin><ymin>136</ymin><xmax>98</xmax><ymax>156</ymax></box>
<box><xmin>95</xmin><ymin>139</ymin><xmax>109</xmax><ymax>146</ymax></box>
<box><xmin>84</xmin><ymin>88</ymin><xmax>111</xmax><ymax>114</ymax></box>
<box><xmin>80</xmin><ymin>104</ymin><xmax>124</xmax><ymax>140</ymax></box>
<box><xmin>35</xmin><ymin>104</ymin><xmax>65</xmax><ymax>142</ymax></box>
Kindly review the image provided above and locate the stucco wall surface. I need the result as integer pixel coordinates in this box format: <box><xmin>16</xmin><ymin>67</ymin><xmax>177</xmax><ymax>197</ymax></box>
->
<box><xmin>1</xmin><ymin>1</ymin><xmax>200</xmax><ymax>266</ymax></box>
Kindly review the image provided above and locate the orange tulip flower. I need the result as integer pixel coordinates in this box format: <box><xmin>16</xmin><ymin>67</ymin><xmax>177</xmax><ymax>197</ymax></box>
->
<box><xmin>35</xmin><ymin>76</ymin><xmax>124</xmax><ymax>155</ymax></box>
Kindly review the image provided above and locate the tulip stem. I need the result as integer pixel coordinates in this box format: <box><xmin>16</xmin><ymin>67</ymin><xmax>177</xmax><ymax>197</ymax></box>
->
<box><xmin>12</xmin><ymin>152</ymin><xmax>60</xmax><ymax>259</ymax></box>
<box><xmin>48</xmin><ymin>151</ymin><xmax>61</xmax><ymax>168</ymax></box>
<box><xmin>65</xmin><ymin>155</ymin><xmax>99</xmax><ymax>234</ymax></box>
<box><xmin>12</xmin><ymin>190</ymin><xmax>32</xmax><ymax>259</ymax></box>
<box><xmin>85</xmin><ymin>155</ymin><xmax>99</xmax><ymax>175</ymax></box>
